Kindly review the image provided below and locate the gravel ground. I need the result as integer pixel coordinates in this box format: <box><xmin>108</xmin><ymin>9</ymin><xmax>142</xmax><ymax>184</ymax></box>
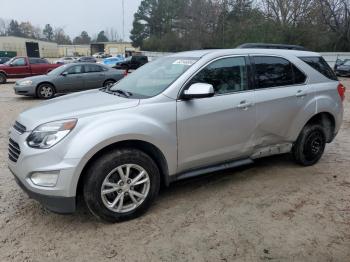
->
<box><xmin>0</xmin><ymin>79</ymin><xmax>349</xmax><ymax>262</ymax></box>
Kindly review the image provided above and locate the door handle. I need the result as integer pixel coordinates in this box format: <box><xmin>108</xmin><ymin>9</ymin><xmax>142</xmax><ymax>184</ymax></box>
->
<box><xmin>295</xmin><ymin>90</ymin><xmax>307</xmax><ymax>98</ymax></box>
<box><xmin>236</xmin><ymin>100</ymin><xmax>254</xmax><ymax>110</ymax></box>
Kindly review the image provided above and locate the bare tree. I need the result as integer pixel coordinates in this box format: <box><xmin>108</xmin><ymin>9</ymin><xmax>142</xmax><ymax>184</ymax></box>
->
<box><xmin>317</xmin><ymin>0</ymin><xmax>350</xmax><ymax>48</ymax></box>
<box><xmin>260</xmin><ymin>0</ymin><xmax>315</xmax><ymax>26</ymax></box>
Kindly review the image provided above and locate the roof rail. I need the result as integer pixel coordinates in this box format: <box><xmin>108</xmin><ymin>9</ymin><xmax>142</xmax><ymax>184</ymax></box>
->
<box><xmin>237</xmin><ymin>43</ymin><xmax>306</xmax><ymax>51</ymax></box>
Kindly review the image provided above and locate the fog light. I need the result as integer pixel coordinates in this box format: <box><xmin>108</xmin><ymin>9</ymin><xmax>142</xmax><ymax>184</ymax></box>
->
<box><xmin>30</xmin><ymin>171</ymin><xmax>59</xmax><ymax>187</ymax></box>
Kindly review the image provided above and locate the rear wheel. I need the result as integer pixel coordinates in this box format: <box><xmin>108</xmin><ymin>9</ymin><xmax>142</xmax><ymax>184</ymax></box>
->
<box><xmin>83</xmin><ymin>148</ymin><xmax>160</xmax><ymax>222</ymax></box>
<box><xmin>292</xmin><ymin>124</ymin><xmax>326</xmax><ymax>166</ymax></box>
<box><xmin>37</xmin><ymin>83</ymin><xmax>55</xmax><ymax>99</ymax></box>
<box><xmin>0</xmin><ymin>73</ymin><xmax>6</xmax><ymax>84</ymax></box>
<box><xmin>103</xmin><ymin>80</ymin><xmax>116</xmax><ymax>88</ymax></box>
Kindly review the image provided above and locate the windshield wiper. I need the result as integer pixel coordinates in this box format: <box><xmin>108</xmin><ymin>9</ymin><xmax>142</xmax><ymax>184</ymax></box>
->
<box><xmin>109</xmin><ymin>89</ymin><xmax>132</xmax><ymax>98</ymax></box>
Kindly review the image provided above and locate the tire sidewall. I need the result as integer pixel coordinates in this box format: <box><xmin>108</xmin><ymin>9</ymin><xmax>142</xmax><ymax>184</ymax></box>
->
<box><xmin>0</xmin><ymin>73</ymin><xmax>6</xmax><ymax>84</ymax></box>
<box><xmin>103</xmin><ymin>80</ymin><xmax>115</xmax><ymax>88</ymax></box>
<box><xmin>37</xmin><ymin>84</ymin><xmax>55</xmax><ymax>99</ymax></box>
<box><xmin>293</xmin><ymin>125</ymin><xmax>326</xmax><ymax>166</ymax></box>
<box><xmin>84</xmin><ymin>149</ymin><xmax>160</xmax><ymax>222</ymax></box>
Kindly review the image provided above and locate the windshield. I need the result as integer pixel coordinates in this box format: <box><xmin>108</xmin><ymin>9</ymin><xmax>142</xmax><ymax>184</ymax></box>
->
<box><xmin>47</xmin><ymin>64</ymin><xmax>69</xmax><ymax>75</ymax></box>
<box><xmin>343</xmin><ymin>60</ymin><xmax>350</xmax><ymax>66</ymax></box>
<box><xmin>4</xmin><ymin>57</ymin><xmax>15</xmax><ymax>65</ymax></box>
<box><xmin>109</xmin><ymin>56</ymin><xmax>198</xmax><ymax>98</ymax></box>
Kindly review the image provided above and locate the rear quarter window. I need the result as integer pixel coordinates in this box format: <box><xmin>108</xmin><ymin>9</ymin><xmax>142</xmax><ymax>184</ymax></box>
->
<box><xmin>299</xmin><ymin>56</ymin><xmax>337</xmax><ymax>81</ymax></box>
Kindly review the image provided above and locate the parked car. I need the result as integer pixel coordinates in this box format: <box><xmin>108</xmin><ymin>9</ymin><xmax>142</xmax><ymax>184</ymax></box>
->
<box><xmin>334</xmin><ymin>58</ymin><xmax>350</xmax><ymax>71</ymax></box>
<box><xmin>0</xmin><ymin>57</ymin><xmax>61</xmax><ymax>84</ymax></box>
<box><xmin>8</xmin><ymin>48</ymin><xmax>344</xmax><ymax>222</ymax></box>
<box><xmin>76</xmin><ymin>56</ymin><xmax>97</xmax><ymax>63</ymax></box>
<box><xmin>98</xmin><ymin>56</ymin><xmax>125</xmax><ymax>67</ymax></box>
<box><xmin>335</xmin><ymin>60</ymin><xmax>350</xmax><ymax>77</ymax></box>
<box><xmin>14</xmin><ymin>63</ymin><xmax>124</xmax><ymax>99</ymax></box>
<box><xmin>54</xmin><ymin>57</ymin><xmax>76</xmax><ymax>64</ymax></box>
<box><xmin>0</xmin><ymin>57</ymin><xmax>10</xmax><ymax>64</ymax></box>
<box><xmin>113</xmin><ymin>55</ymin><xmax>148</xmax><ymax>70</ymax></box>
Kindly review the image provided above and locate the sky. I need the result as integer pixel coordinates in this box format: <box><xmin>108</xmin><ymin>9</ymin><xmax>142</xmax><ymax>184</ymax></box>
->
<box><xmin>0</xmin><ymin>0</ymin><xmax>142</xmax><ymax>41</ymax></box>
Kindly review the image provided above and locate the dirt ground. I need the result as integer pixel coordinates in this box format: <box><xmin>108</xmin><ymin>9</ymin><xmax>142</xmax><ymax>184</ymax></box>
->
<box><xmin>0</xmin><ymin>79</ymin><xmax>349</xmax><ymax>262</ymax></box>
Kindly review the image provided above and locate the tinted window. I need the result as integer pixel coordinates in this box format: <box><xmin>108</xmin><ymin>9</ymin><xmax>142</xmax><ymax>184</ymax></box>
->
<box><xmin>12</xmin><ymin>58</ymin><xmax>26</xmax><ymax>66</ymax></box>
<box><xmin>29</xmin><ymin>58</ymin><xmax>48</xmax><ymax>64</ymax></box>
<box><xmin>188</xmin><ymin>57</ymin><xmax>248</xmax><ymax>94</ymax></box>
<box><xmin>253</xmin><ymin>56</ymin><xmax>294</xmax><ymax>88</ymax></box>
<box><xmin>85</xmin><ymin>64</ymin><xmax>103</xmax><ymax>73</ymax></box>
<box><xmin>292</xmin><ymin>64</ymin><xmax>307</xmax><ymax>84</ymax></box>
<box><xmin>299</xmin><ymin>56</ymin><xmax>337</xmax><ymax>80</ymax></box>
<box><xmin>66</xmin><ymin>65</ymin><xmax>84</xmax><ymax>74</ymax></box>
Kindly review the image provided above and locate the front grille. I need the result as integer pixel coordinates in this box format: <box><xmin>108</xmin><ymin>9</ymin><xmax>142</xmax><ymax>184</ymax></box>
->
<box><xmin>8</xmin><ymin>138</ymin><xmax>21</xmax><ymax>163</ymax></box>
<box><xmin>13</xmin><ymin>121</ymin><xmax>26</xmax><ymax>134</ymax></box>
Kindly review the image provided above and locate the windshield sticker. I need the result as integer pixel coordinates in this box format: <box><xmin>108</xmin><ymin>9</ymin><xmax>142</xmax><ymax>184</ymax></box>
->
<box><xmin>173</xmin><ymin>59</ymin><xmax>197</xmax><ymax>65</ymax></box>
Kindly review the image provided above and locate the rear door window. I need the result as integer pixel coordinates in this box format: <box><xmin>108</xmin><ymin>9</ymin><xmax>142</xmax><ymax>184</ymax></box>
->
<box><xmin>85</xmin><ymin>64</ymin><xmax>104</xmax><ymax>73</ymax></box>
<box><xmin>253</xmin><ymin>56</ymin><xmax>306</xmax><ymax>89</ymax></box>
<box><xmin>299</xmin><ymin>56</ymin><xmax>337</xmax><ymax>80</ymax></box>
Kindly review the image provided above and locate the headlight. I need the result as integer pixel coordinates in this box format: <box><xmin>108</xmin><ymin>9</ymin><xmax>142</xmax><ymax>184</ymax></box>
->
<box><xmin>18</xmin><ymin>80</ymin><xmax>33</xmax><ymax>86</ymax></box>
<box><xmin>26</xmin><ymin>119</ymin><xmax>77</xmax><ymax>149</ymax></box>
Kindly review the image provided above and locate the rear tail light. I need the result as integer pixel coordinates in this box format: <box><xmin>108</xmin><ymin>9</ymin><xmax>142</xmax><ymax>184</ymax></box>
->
<box><xmin>337</xmin><ymin>83</ymin><xmax>346</xmax><ymax>102</ymax></box>
<box><xmin>123</xmin><ymin>70</ymin><xmax>128</xmax><ymax>77</ymax></box>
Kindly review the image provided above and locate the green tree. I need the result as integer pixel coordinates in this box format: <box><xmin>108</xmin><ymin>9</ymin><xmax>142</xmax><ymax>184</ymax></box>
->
<box><xmin>7</xmin><ymin>20</ymin><xmax>22</xmax><ymax>37</ymax></box>
<box><xmin>96</xmin><ymin>30</ymin><xmax>109</xmax><ymax>42</ymax></box>
<box><xmin>43</xmin><ymin>24</ymin><xmax>54</xmax><ymax>41</ymax></box>
<box><xmin>73</xmin><ymin>31</ymin><xmax>91</xmax><ymax>44</ymax></box>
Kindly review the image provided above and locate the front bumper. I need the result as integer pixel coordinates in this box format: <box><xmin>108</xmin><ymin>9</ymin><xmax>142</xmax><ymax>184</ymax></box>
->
<box><xmin>8</xmin><ymin>127</ymin><xmax>80</xmax><ymax>213</ymax></box>
<box><xmin>13</xmin><ymin>84</ymin><xmax>37</xmax><ymax>96</ymax></box>
<box><xmin>11</xmin><ymin>170</ymin><xmax>75</xmax><ymax>213</ymax></box>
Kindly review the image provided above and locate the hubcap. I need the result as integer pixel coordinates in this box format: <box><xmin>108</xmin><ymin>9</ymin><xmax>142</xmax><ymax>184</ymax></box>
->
<box><xmin>101</xmin><ymin>164</ymin><xmax>150</xmax><ymax>213</ymax></box>
<box><xmin>40</xmin><ymin>86</ymin><xmax>53</xmax><ymax>98</ymax></box>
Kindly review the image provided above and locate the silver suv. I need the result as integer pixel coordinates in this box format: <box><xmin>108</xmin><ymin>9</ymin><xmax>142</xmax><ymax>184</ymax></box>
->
<box><xmin>8</xmin><ymin>49</ymin><xmax>345</xmax><ymax>222</ymax></box>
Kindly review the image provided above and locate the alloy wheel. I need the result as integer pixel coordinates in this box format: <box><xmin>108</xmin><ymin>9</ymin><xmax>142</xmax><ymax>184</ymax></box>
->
<box><xmin>100</xmin><ymin>164</ymin><xmax>151</xmax><ymax>213</ymax></box>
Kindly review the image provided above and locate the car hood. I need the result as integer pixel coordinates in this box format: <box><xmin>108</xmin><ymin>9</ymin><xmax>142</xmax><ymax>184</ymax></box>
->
<box><xmin>337</xmin><ymin>65</ymin><xmax>350</xmax><ymax>70</ymax></box>
<box><xmin>16</xmin><ymin>74</ymin><xmax>52</xmax><ymax>84</ymax></box>
<box><xmin>16</xmin><ymin>89</ymin><xmax>140</xmax><ymax>131</ymax></box>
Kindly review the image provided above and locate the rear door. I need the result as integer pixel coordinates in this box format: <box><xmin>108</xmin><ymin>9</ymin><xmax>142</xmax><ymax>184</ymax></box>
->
<box><xmin>83</xmin><ymin>64</ymin><xmax>106</xmax><ymax>89</ymax></box>
<box><xmin>55</xmin><ymin>64</ymin><xmax>85</xmax><ymax>92</ymax></box>
<box><xmin>177</xmin><ymin>56</ymin><xmax>256</xmax><ymax>172</ymax></box>
<box><xmin>6</xmin><ymin>57</ymin><xmax>31</xmax><ymax>77</ymax></box>
<box><xmin>29</xmin><ymin>58</ymin><xmax>50</xmax><ymax>75</ymax></box>
<box><xmin>251</xmin><ymin>55</ymin><xmax>309</xmax><ymax>147</ymax></box>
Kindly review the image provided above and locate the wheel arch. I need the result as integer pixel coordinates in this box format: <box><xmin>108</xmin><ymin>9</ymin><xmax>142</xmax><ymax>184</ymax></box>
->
<box><xmin>302</xmin><ymin>112</ymin><xmax>336</xmax><ymax>143</ymax></box>
<box><xmin>0</xmin><ymin>70</ymin><xmax>7</xmax><ymax>77</ymax></box>
<box><xmin>36</xmin><ymin>81</ymin><xmax>56</xmax><ymax>93</ymax></box>
<box><xmin>76</xmin><ymin>139</ymin><xmax>170</xmax><ymax>197</ymax></box>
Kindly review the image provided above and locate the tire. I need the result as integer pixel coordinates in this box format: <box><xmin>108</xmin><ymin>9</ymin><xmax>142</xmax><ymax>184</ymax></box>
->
<box><xmin>292</xmin><ymin>124</ymin><xmax>326</xmax><ymax>166</ymax></box>
<box><xmin>103</xmin><ymin>80</ymin><xmax>116</xmax><ymax>88</ymax></box>
<box><xmin>83</xmin><ymin>148</ymin><xmax>160</xmax><ymax>222</ymax></box>
<box><xmin>36</xmin><ymin>83</ymin><xmax>55</xmax><ymax>99</ymax></box>
<box><xmin>0</xmin><ymin>73</ymin><xmax>6</xmax><ymax>84</ymax></box>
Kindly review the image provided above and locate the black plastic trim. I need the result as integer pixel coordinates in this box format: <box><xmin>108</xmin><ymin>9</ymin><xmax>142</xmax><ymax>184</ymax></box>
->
<box><xmin>13</xmin><ymin>175</ymin><xmax>76</xmax><ymax>214</ymax></box>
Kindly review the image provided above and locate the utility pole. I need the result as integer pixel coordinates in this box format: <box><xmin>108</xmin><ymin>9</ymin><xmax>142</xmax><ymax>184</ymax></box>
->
<box><xmin>122</xmin><ymin>0</ymin><xmax>125</xmax><ymax>41</ymax></box>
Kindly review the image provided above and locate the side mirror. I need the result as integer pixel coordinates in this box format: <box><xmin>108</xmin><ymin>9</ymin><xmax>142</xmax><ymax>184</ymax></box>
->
<box><xmin>61</xmin><ymin>72</ymin><xmax>68</xmax><ymax>76</ymax></box>
<box><xmin>182</xmin><ymin>83</ymin><xmax>214</xmax><ymax>99</ymax></box>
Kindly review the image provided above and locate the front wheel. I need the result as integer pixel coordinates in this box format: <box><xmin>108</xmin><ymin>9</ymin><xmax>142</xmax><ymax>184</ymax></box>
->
<box><xmin>0</xmin><ymin>73</ymin><xmax>6</xmax><ymax>84</ymax></box>
<box><xmin>292</xmin><ymin>124</ymin><xmax>326</xmax><ymax>166</ymax></box>
<box><xmin>83</xmin><ymin>148</ymin><xmax>160</xmax><ymax>222</ymax></box>
<box><xmin>37</xmin><ymin>83</ymin><xmax>55</xmax><ymax>99</ymax></box>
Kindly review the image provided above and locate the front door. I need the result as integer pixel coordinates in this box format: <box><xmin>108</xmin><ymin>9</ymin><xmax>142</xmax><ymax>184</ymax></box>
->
<box><xmin>55</xmin><ymin>64</ymin><xmax>85</xmax><ymax>92</ymax></box>
<box><xmin>6</xmin><ymin>57</ymin><xmax>31</xmax><ymax>77</ymax></box>
<box><xmin>177</xmin><ymin>56</ymin><xmax>256</xmax><ymax>172</ymax></box>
